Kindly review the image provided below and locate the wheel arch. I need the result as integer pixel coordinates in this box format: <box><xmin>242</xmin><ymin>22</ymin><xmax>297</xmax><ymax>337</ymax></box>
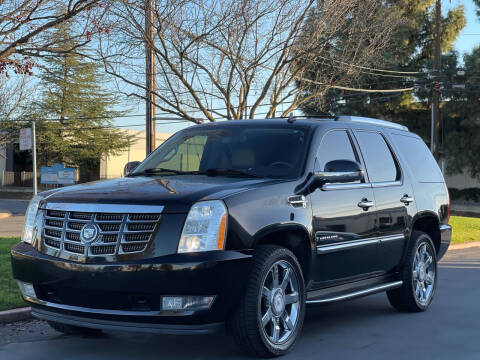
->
<box><xmin>253</xmin><ymin>223</ymin><xmax>314</xmax><ymax>282</ymax></box>
<box><xmin>409</xmin><ymin>212</ymin><xmax>441</xmax><ymax>255</ymax></box>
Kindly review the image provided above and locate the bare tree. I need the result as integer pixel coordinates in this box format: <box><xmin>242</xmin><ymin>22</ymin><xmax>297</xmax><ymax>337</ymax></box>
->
<box><xmin>0</xmin><ymin>0</ymin><xmax>110</xmax><ymax>75</ymax></box>
<box><xmin>99</xmin><ymin>0</ymin><xmax>402</xmax><ymax>122</ymax></box>
<box><xmin>0</xmin><ymin>74</ymin><xmax>34</xmax><ymax>152</ymax></box>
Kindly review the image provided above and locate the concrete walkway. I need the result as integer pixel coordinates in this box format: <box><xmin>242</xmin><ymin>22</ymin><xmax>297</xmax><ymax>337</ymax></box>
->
<box><xmin>0</xmin><ymin>216</ymin><xmax>25</xmax><ymax>237</ymax></box>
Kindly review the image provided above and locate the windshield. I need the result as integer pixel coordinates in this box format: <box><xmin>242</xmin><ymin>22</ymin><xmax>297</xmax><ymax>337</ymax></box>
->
<box><xmin>132</xmin><ymin>125</ymin><xmax>311</xmax><ymax>179</ymax></box>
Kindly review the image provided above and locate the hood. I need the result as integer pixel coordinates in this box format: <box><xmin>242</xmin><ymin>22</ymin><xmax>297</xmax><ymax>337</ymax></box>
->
<box><xmin>41</xmin><ymin>175</ymin><xmax>280</xmax><ymax>213</ymax></box>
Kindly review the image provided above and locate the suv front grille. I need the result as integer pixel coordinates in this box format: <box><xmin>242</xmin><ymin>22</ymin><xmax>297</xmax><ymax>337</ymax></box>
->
<box><xmin>43</xmin><ymin>209</ymin><xmax>161</xmax><ymax>259</ymax></box>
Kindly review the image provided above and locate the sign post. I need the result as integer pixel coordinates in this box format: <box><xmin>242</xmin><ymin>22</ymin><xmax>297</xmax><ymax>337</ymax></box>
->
<box><xmin>32</xmin><ymin>121</ymin><xmax>37</xmax><ymax>195</ymax></box>
<box><xmin>19</xmin><ymin>124</ymin><xmax>37</xmax><ymax>195</ymax></box>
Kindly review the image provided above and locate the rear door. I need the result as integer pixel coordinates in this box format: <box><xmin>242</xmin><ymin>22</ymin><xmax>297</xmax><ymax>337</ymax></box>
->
<box><xmin>310</xmin><ymin>129</ymin><xmax>379</xmax><ymax>287</ymax></box>
<box><xmin>352</xmin><ymin>130</ymin><xmax>416</xmax><ymax>273</ymax></box>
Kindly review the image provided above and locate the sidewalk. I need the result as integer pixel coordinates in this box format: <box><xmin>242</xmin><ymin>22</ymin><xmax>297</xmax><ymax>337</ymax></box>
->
<box><xmin>0</xmin><ymin>216</ymin><xmax>25</xmax><ymax>237</ymax></box>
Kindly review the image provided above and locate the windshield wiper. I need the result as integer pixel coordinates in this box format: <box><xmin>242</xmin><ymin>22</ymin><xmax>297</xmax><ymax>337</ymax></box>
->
<box><xmin>198</xmin><ymin>168</ymin><xmax>265</xmax><ymax>178</ymax></box>
<box><xmin>130</xmin><ymin>167</ymin><xmax>265</xmax><ymax>178</ymax></box>
<box><xmin>129</xmin><ymin>168</ymin><xmax>188</xmax><ymax>176</ymax></box>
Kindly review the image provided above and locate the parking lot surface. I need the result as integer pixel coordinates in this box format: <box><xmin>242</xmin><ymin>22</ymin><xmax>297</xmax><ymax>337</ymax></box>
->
<box><xmin>1</xmin><ymin>247</ymin><xmax>479</xmax><ymax>360</ymax></box>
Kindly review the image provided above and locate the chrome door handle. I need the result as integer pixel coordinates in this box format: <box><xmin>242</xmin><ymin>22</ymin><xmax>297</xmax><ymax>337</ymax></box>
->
<box><xmin>400</xmin><ymin>195</ymin><xmax>414</xmax><ymax>205</ymax></box>
<box><xmin>358</xmin><ymin>199</ymin><xmax>374</xmax><ymax>211</ymax></box>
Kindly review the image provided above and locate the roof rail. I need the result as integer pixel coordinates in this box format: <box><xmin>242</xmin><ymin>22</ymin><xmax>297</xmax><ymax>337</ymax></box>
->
<box><xmin>335</xmin><ymin>116</ymin><xmax>408</xmax><ymax>131</ymax></box>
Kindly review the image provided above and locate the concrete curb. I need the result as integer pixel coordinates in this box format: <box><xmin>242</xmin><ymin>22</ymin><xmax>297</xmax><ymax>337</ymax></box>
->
<box><xmin>0</xmin><ymin>212</ymin><xmax>11</xmax><ymax>219</ymax></box>
<box><xmin>449</xmin><ymin>241</ymin><xmax>480</xmax><ymax>250</ymax></box>
<box><xmin>0</xmin><ymin>307</ymin><xmax>31</xmax><ymax>324</ymax></box>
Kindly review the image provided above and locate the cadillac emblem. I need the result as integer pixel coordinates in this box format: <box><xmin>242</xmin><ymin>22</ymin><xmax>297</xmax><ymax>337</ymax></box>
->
<box><xmin>80</xmin><ymin>224</ymin><xmax>99</xmax><ymax>244</ymax></box>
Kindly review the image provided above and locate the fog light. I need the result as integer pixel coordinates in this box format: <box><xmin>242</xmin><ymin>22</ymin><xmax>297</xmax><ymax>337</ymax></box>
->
<box><xmin>17</xmin><ymin>281</ymin><xmax>36</xmax><ymax>299</ymax></box>
<box><xmin>161</xmin><ymin>296</ymin><xmax>215</xmax><ymax>311</ymax></box>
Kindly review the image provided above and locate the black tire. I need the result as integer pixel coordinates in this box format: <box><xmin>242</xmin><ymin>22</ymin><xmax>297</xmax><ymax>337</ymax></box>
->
<box><xmin>48</xmin><ymin>321</ymin><xmax>103</xmax><ymax>337</ymax></box>
<box><xmin>228</xmin><ymin>245</ymin><xmax>306</xmax><ymax>358</ymax></box>
<box><xmin>387</xmin><ymin>231</ymin><xmax>438</xmax><ymax>312</ymax></box>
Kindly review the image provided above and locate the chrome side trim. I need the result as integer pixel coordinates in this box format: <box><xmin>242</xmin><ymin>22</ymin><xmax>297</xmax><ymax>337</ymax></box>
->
<box><xmin>322</xmin><ymin>183</ymin><xmax>372</xmax><ymax>191</ymax></box>
<box><xmin>372</xmin><ymin>181</ymin><xmax>402</xmax><ymax>188</ymax></box>
<box><xmin>42</xmin><ymin>203</ymin><xmax>164</xmax><ymax>213</ymax></box>
<box><xmin>317</xmin><ymin>238</ymin><xmax>378</xmax><ymax>254</ymax></box>
<box><xmin>306</xmin><ymin>281</ymin><xmax>403</xmax><ymax>304</ymax></box>
<box><xmin>24</xmin><ymin>295</ymin><xmax>214</xmax><ymax>317</ymax></box>
<box><xmin>316</xmin><ymin>234</ymin><xmax>404</xmax><ymax>254</ymax></box>
<box><xmin>379</xmin><ymin>234</ymin><xmax>405</xmax><ymax>243</ymax></box>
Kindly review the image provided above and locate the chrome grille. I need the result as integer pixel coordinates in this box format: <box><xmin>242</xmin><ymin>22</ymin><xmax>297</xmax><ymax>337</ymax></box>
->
<box><xmin>65</xmin><ymin>242</ymin><xmax>85</xmax><ymax>254</ymax></box>
<box><xmin>45</xmin><ymin>237</ymin><xmax>60</xmax><ymax>248</ymax></box>
<box><xmin>122</xmin><ymin>243</ymin><xmax>146</xmax><ymax>253</ymax></box>
<box><xmin>43</xmin><ymin>208</ymin><xmax>161</xmax><ymax>259</ymax></box>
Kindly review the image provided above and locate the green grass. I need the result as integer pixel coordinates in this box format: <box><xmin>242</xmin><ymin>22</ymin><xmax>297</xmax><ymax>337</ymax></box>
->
<box><xmin>450</xmin><ymin>216</ymin><xmax>480</xmax><ymax>244</ymax></box>
<box><xmin>0</xmin><ymin>237</ymin><xmax>24</xmax><ymax>311</ymax></box>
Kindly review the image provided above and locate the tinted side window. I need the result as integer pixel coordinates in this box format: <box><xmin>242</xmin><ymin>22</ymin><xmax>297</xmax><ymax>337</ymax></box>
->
<box><xmin>316</xmin><ymin>130</ymin><xmax>358</xmax><ymax>173</ymax></box>
<box><xmin>355</xmin><ymin>131</ymin><xmax>399</xmax><ymax>183</ymax></box>
<box><xmin>392</xmin><ymin>134</ymin><xmax>444</xmax><ymax>183</ymax></box>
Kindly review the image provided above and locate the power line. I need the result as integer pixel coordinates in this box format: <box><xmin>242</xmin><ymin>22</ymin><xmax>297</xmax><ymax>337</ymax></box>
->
<box><xmin>308</xmin><ymin>57</ymin><xmax>426</xmax><ymax>77</ymax></box>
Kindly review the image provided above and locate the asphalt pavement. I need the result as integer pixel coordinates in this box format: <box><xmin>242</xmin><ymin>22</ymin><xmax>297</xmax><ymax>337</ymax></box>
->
<box><xmin>0</xmin><ymin>199</ymin><xmax>29</xmax><ymax>215</ymax></box>
<box><xmin>0</xmin><ymin>247</ymin><xmax>479</xmax><ymax>360</ymax></box>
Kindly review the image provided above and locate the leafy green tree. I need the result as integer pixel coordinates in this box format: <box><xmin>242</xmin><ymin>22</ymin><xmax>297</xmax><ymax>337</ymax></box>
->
<box><xmin>441</xmin><ymin>48</ymin><xmax>480</xmax><ymax>178</ymax></box>
<box><xmin>35</xmin><ymin>30</ymin><xmax>133</xmax><ymax>182</ymax></box>
<box><xmin>299</xmin><ymin>0</ymin><xmax>466</xmax><ymax>141</ymax></box>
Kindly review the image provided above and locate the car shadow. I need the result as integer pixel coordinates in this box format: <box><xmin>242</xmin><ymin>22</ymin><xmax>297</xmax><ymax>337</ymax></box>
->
<box><xmin>34</xmin><ymin>294</ymin><xmax>400</xmax><ymax>360</ymax></box>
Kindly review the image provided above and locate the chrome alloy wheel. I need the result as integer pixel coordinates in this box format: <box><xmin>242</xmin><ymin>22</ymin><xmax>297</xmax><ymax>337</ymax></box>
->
<box><xmin>259</xmin><ymin>260</ymin><xmax>300</xmax><ymax>346</ymax></box>
<box><xmin>412</xmin><ymin>242</ymin><xmax>436</xmax><ymax>305</ymax></box>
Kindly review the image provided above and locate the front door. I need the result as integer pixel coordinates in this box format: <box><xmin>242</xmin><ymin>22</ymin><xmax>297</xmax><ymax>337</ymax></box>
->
<box><xmin>310</xmin><ymin>129</ymin><xmax>378</xmax><ymax>288</ymax></box>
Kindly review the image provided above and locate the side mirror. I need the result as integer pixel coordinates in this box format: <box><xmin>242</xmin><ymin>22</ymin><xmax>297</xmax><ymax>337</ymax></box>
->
<box><xmin>124</xmin><ymin>161</ymin><xmax>141</xmax><ymax>176</ymax></box>
<box><xmin>294</xmin><ymin>160</ymin><xmax>364</xmax><ymax>196</ymax></box>
<box><xmin>315</xmin><ymin>160</ymin><xmax>364</xmax><ymax>184</ymax></box>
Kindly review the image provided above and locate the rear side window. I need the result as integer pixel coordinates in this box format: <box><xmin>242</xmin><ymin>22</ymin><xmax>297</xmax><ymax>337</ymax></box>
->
<box><xmin>316</xmin><ymin>130</ymin><xmax>358</xmax><ymax>171</ymax></box>
<box><xmin>391</xmin><ymin>134</ymin><xmax>444</xmax><ymax>183</ymax></box>
<box><xmin>354</xmin><ymin>131</ymin><xmax>399</xmax><ymax>183</ymax></box>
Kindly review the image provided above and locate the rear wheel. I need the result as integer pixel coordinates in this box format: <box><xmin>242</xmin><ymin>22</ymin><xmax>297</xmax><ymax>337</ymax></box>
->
<box><xmin>229</xmin><ymin>245</ymin><xmax>306</xmax><ymax>357</ymax></box>
<box><xmin>48</xmin><ymin>321</ymin><xmax>103</xmax><ymax>337</ymax></box>
<box><xmin>387</xmin><ymin>231</ymin><xmax>437</xmax><ymax>312</ymax></box>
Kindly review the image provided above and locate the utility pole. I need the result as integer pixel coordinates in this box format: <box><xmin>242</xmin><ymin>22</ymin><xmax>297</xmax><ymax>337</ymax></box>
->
<box><xmin>32</xmin><ymin>121</ymin><xmax>37</xmax><ymax>195</ymax></box>
<box><xmin>145</xmin><ymin>0</ymin><xmax>156</xmax><ymax>155</ymax></box>
<box><xmin>432</xmin><ymin>0</ymin><xmax>441</xmax><ymax>160</ymax></box>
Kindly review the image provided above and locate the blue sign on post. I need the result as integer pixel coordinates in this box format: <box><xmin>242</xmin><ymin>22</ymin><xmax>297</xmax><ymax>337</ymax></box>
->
<box><xmin>40</xmin><ymin>163</ymin><xmax>76</xmax><ymax>185</ymax></box>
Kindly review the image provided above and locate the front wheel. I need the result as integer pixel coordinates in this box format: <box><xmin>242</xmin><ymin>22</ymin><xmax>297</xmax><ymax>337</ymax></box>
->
<box><xmin>228</xmin><ymin>245</ymin><xmax>306</xmax><ymax>357</ymax></box>
<box><xmin>387</xmin><ymin>231</ymin><xmax>438</xmax><ymax>312</ymax></box>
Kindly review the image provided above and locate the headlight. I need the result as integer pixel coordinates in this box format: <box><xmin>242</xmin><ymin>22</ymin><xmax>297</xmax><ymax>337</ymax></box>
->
<box><xmin>177</xmin><ymin>200</ymin><xmax>227</xmax><ymax>253</ymax></box>
<box><xmin>21</xmin><ymin>194</ymin><xmax>42</xmax><ymax>244</ymax></box>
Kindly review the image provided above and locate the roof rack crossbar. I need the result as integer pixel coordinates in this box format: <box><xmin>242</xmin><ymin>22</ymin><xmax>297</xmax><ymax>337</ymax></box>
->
<box><xmin>335</xmin><ymin>116</ymin><xmax>408</xmax><ymax>131</ymax></box>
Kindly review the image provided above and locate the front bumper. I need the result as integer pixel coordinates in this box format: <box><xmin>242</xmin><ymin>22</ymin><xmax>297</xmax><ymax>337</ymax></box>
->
<box><xmin>438</xmin><ymin>224</ymin><xmax>452</xmax><ymax>260</ymax></box>
<box><xmin>11</xmin><ymin>243</ymin><xmax>252</xmax><ymax>334</ymax></box>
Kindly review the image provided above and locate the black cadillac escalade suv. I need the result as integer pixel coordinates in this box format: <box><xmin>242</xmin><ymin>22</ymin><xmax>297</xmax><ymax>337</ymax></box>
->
<box><xmin>11</xmin><ymin>116</ymin><xmax>451</xmax><ymax>357</ymax></box>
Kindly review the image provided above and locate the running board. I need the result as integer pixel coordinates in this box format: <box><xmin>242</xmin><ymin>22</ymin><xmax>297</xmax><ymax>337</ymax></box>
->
<box><xmin>306</xmin><ymin>281</ymin><xmax>403</xmax><ymax>304</ymax></box>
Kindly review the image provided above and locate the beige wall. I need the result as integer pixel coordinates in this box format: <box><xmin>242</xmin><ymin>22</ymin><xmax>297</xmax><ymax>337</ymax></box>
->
<box><xmin>100</xmin><ymin>130</ymin><xmax>171</xmax><ymax>179</ymax></box>
<box><xmin>444</xmin><ymin>171</ymin><xmax>480</xmax><ymax>190</ymax></box>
